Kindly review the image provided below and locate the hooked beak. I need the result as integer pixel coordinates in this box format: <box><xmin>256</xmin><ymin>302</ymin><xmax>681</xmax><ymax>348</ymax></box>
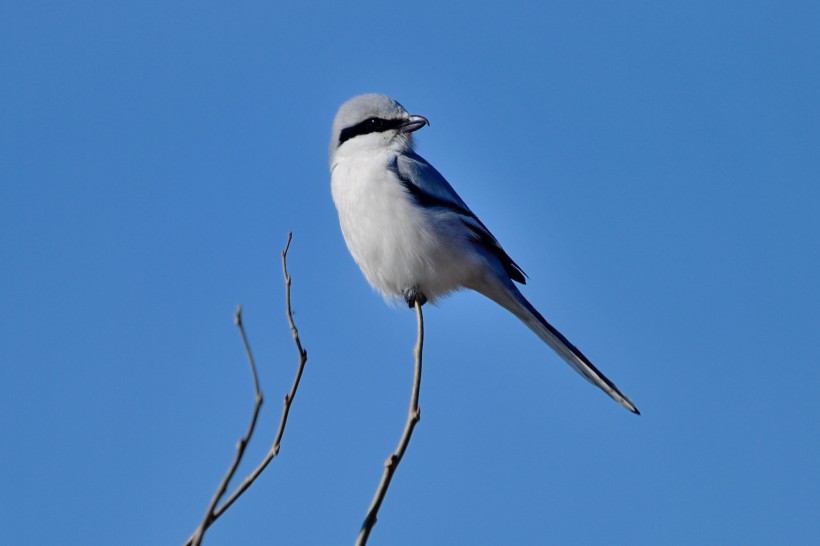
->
<box><xmin>399</xmin><ymin>115</ymin><xmax>429</xmax><ymax>133</ymax></box>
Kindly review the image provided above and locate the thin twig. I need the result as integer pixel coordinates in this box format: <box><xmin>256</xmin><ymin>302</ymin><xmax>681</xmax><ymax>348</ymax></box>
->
<box><xmin>184</xmin><ymin>232</ymin><xmax>308</xmax><ymax>546</ymax></box>
<box><xmin>190</xmin><ymin>305</ymin><xmax>264</xmax><ymax>546</ymax></box>
<box><xmin>204</xmin><ymin>232</ymin><xmax>309</xmax><ymax>517</ymax></box>
<box><xmin>356</xmin><ymin>299</ymin><xmax>425</xmax><ymax>546</ymax></box>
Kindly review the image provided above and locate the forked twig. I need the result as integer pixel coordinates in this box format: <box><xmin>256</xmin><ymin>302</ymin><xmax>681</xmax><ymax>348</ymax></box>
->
<box><xmin>356</xmin><ymin>299</ymin><xmax>425</xmax><ymax>545</ymax></box>
<box><xmin>185</xmin><ymin>232</ymin><xmax>308</xmax><ymax>546</ymax></box>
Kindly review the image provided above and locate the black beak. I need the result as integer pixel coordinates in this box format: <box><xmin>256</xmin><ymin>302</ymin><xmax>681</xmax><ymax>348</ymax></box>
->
<box><xmin>399</xmin><ymin>115</ymin><xmax>429</xmax><ymax>133</ymax></box>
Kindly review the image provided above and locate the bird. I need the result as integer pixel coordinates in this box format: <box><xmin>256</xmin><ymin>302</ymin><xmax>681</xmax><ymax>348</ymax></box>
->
<box><xmin>329</xmin><ymin>93</ymin><xmax>639</xmax><ymax>414</ymax></box>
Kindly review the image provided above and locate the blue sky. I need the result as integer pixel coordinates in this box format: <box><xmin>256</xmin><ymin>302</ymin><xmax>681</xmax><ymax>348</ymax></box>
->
<box><xmin>2</xmin><ymin>1</ymin><xmax>819</xmax><ymax>544</ymax></box>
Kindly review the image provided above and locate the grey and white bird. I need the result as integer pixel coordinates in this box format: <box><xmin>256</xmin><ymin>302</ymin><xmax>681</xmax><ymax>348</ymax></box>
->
<box><xmin>329</xmin><ymin>94</ymin><xmax>638</xmax><ymax>414</ymax></box>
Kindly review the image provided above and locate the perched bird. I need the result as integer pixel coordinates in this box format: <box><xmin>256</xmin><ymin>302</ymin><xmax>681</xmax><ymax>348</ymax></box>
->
<box><xmin>329</xmin><ymin>94</ymin><xmax>638</xmax><ymax>414</ymax></box>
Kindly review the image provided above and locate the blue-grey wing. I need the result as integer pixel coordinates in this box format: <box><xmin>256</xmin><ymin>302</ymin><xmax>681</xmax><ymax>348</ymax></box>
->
<box><xmin>392</xmin><ymin>151</ymin><xmax>527</xmax><ymax>284</ymax></box>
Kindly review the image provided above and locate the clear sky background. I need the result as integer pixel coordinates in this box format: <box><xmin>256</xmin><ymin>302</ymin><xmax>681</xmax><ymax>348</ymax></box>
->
<box><xmin>2</xmin><ymin>1</ymin><xmax>819</xmax><ymax>545</ymax></box>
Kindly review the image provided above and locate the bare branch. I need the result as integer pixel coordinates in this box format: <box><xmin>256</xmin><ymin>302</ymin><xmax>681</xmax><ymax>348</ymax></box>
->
<box><xmin>184</xmin><ymin>232</ymin><xmax>308</xmax><ymax>546</ymax></box>
<box><xmin>356</xmin><ymin>299</ymin><xmax>425</xmax><ymax>546</ymax></box>
<box><xmin>189</xmin><ymin>305</ymin><xmax>264</xmax><ymax>546</ymax></box>
<box><xmin>204</xmin><ymin>232</ymin><xmax>308</xmax><ymax>519</ymax></box>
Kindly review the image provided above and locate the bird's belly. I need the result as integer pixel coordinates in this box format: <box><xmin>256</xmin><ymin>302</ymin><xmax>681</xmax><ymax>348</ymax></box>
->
<box><xmin>331</xmin><ymin>159</ymin><xmax>471</xmax><ymax>302</ymax></box>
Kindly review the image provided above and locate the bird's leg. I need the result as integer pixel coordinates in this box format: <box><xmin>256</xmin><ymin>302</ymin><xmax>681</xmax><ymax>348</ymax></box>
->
<box><xmin>403</xmin><ymin>287</ymin><xmax>427</xmax><ymax>308</ymax></box>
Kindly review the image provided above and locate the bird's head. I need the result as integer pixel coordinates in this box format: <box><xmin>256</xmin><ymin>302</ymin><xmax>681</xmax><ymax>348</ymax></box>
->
<box><xmin>330</xmin><ymin>94</ymin><xmax>428</xmax><ymax>168</ymax></box>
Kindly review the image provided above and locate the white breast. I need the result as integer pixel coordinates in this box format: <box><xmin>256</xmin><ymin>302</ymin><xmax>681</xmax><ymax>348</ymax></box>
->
<box><xmin>331</xmin><ymin>150</ymin><xmax>476</xmax><ymax>303</ymax></box>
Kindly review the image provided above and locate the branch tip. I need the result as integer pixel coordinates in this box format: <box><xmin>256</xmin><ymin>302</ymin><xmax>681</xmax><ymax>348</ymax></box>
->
<box><xmin>282</xmin><ymin>231</ymin><xmax>293</xmax><ymax>257</ymax></box>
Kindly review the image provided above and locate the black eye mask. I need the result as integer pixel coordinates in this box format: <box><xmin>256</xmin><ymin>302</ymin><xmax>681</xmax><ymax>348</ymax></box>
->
<box><xmin>338</xmin><ymin>117</ymin><xmax>405</xmax><ymax>146</ymax></box>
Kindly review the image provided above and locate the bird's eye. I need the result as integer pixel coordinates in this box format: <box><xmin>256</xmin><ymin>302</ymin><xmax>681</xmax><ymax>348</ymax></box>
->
<box><xmin>368</xmin><ymin>118</ymin><xmax>384</xmax><ymax>130</ymax></box>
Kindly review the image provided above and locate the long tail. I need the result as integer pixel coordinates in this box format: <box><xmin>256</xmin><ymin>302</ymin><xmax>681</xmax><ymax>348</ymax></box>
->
<box><xmin>480</xmin><ymin>280</ymin><xmax>639</xmax><ymax>414</ymax></box>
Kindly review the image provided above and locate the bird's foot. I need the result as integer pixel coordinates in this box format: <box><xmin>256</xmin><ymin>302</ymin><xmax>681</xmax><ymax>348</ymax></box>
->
<box><xmin>403</xmin><ymin>287</ymin><xmax>427</xmax><ymax>308</ymax></box>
